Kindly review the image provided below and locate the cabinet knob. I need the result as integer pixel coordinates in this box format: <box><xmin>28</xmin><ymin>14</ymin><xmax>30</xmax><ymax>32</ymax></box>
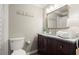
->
<box><xmin>59</xmin><ymin>45</ymin><xmax>63</xmax><ymax>48</ymax></box>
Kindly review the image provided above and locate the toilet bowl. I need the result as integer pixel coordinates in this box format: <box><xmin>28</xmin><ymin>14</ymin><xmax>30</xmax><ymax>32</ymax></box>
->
<box><xmin>10</xmin><ymin>37</ymin><xmax>26</xmax><ymax>55</ymax></box>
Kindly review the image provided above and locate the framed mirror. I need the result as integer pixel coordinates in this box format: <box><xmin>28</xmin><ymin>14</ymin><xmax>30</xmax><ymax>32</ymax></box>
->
<box><xmin>44</xmin><ymin>5</ymin><xmax>69</xmax><ymax>35</ymax></box>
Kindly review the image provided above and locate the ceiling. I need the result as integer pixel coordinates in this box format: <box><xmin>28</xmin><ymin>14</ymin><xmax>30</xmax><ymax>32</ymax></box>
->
<box><xmin>32</xmin><ymin>4</ymin><xmax>68</xmax><ymax>10</ymax></box>
<box><xmin>32</xmin><ymin>4</ymin><xmax>51</xmax><ymax>9</ymax></box>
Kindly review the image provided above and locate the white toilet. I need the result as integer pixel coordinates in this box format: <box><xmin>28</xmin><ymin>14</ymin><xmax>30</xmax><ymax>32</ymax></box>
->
<box><xmin>10</xmin><ymin>37</ymin><xmax>26</xmax><ymax>55</ymax></box>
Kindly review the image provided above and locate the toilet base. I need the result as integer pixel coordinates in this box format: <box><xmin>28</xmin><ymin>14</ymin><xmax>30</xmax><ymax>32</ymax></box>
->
<box><xmin>11</xmin><ymin>49</ymin><xmax>26</xmax><ymax>55</ymax></box>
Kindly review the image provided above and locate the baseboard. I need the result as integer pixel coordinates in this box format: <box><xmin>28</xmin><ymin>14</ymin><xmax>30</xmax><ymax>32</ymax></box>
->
<box><xmin>26</xmin><ymin>49</ymin><xmax>38</xmax><ymax>55</ymax></box>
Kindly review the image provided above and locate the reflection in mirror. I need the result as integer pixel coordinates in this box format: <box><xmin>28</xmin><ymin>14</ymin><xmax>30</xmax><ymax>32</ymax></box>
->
<box><xmin>43</xmin><ymin>5</ymin><xmax>69</xmax><ymax>35</ymax></box>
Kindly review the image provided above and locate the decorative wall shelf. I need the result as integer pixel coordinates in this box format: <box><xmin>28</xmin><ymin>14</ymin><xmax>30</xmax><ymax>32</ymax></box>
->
<box><xmin>16</xmin><ymin>11</ymin><xmax>34</xmax><ymax>17</ymax></box>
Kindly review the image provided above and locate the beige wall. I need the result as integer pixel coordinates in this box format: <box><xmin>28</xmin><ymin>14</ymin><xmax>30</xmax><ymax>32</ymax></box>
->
<box><xmin>67</xmin><ymin>4</ymin><xmax>79</xmax><ymax>33</ymax></box>
<box><xmin>0</xmin><ymin>5</ymin><xmax>8</xmax><ymax>55</ymax></box>
<box><xmin>9</xmin><ymin>4</ymin><xmax>43</xmax><ymax>52</ymax></box>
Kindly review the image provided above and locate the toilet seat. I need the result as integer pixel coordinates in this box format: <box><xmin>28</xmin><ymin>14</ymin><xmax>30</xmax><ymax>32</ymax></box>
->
<box><xmin>11</xmin><ymin>49</ymin><xmax>26</xmax><ymax>55</ymax></box>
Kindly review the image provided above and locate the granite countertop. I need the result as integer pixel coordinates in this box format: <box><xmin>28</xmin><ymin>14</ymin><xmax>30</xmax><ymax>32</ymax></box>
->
<box><xmin>38</xmin><ymin>33</ymin><xmax>79</xmax><ymax>43</ymax></box>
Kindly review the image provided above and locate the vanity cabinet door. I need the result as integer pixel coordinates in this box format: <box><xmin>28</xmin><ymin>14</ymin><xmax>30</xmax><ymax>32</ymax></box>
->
<box><xmin>38</xmin><ymin>35</ymin><xmax>47</xmax><ymax>54</ymax></box>
<box><xmin>56</xmin><ymin>40</ymin><xmax>76</xmax><ymax>55</ymax></box>
<box><xmin>47</xmin><ymin>38</ymin><xmax>57</xmax><ymax>55</ymax></box>
<box><xmin>57</xmin><ymin>41</ymin><xmax>69</xmax><ymax>55</ymax></box>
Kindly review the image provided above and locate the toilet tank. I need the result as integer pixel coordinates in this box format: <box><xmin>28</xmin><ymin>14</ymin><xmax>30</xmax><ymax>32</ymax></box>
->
<box><xmin>10</xmin><ymin>37</ymin><xmax>25</xmax><ymax>50</ymax></box>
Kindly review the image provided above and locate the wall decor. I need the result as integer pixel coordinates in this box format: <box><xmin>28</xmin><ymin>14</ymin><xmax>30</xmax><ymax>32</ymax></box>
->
<box><xmin>16</xmin><ymin>10</ymin><xmax>34</xmax><ymax>17</ymax></box>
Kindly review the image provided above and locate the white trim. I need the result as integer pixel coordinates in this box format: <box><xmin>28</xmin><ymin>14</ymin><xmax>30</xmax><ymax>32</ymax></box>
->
<box><xmin>26</xmin><ymin>49</ymin><xmax>38</xmax><ymax>55</ymax></box>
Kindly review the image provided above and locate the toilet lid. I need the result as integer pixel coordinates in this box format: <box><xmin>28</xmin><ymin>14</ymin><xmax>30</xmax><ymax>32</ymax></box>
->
<box><xmin>11</xmin><ymin>49</ymin><xmax>26</xmax><ymax>55</ymax></box>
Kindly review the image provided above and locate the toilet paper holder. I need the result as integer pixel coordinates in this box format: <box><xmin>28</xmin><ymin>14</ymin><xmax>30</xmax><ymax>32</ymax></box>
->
<box><xmin>25</xmin><ymin>40</ymin><xmax>31</xmax><ymax>45</ymax></box>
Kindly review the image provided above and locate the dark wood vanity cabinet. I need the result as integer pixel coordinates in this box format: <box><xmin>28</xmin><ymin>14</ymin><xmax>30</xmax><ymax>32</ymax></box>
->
<box><xmin>38</xmin><ymin>34</ymin><xmax>76</xmax><ymax>55</ymax></box>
